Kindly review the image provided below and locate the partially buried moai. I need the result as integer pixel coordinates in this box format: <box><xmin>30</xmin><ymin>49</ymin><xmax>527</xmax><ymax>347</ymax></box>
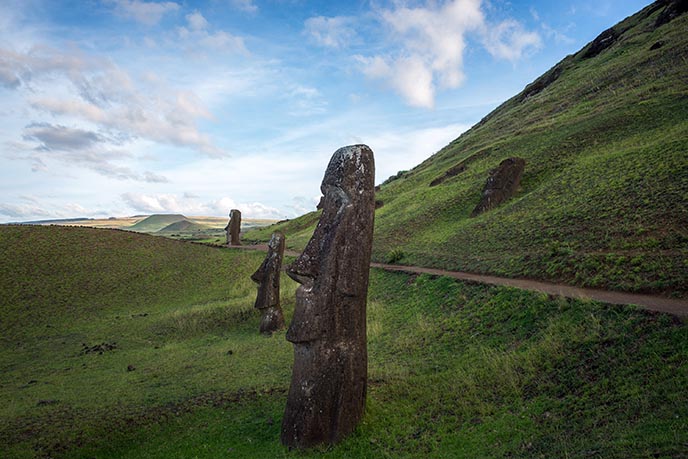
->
<box><xmin>250</xmin><ymin>232</ymin><xmax>286</xmax><ymax>334</ymax></box>
<box><xmin>225</xmin><ymin>209</ymin><xmax>241</xmax><ymax>246</ymax></box>
<box><xmin>281</xmin><ymin>144</ymin><xmax>376</xmax><ymax>449</ymax></box>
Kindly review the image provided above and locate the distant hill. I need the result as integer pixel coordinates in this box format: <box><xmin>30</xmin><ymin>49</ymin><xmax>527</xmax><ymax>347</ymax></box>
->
<box><xmin>12</xmin><ymin>217</ymin><xmax>93</xmax><ymax>225</ymax></box>
<box><xmin>157</xmin><ymin>219</ymin><xmax>209</xmax><ymax>233</ymax></box>
<box><xmin>246</xmin><ymin>0</ymin><xmax>688</xmax><ymax>297</ymax></box>
<box><xmin>128</xmin><ymin>214</ymin><xmax>187</xmax><ymax>233</ymax></box>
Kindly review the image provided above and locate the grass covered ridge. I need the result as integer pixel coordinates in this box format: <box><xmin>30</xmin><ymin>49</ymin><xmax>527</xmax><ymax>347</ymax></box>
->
<box><xmin>1</xmin><ymin>226</ymin><xmax>686</xmax><ymax>457</ymax></box>
<box><xmin>245</xmin><ymin>2</ymin><xmax>688</xmax><ymax>297</ymax></box>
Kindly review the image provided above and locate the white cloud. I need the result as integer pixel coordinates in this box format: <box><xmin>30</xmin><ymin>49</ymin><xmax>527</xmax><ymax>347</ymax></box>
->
<box><xmin>356</xmin><ymin>0</ymin><xmax>540</xmax><ymax>108</ymax></box>
<box><xmin>186</xmin><ymin>11</ymin><xmax>208</xmax><ymax>31</ymax></box>
<box><xmin>229</xmin><ymin>0</ymin><xmax>258</xmax><ymax>13</ymax></box>
<box><xmin>121</xmin><ymin>192</ymin><xmax>284</xmax><ymax>219</ymax></box>
<box><xmin>0</xmin><ymin>44</ymin><xmax>225</xmax><ymax>157</ymax></box>
<box><xmin>284</xmin><ymin>85</ymin><xmax>327</xmax><ymax>116</ymax></box>
<box><xmin>482</xmin><ymin>19</ymin><xmax>542</xmax><ymax>61</ymax></box>
<box><xmin>9</xmin><ymin>123</ymin><xmax>171</xmax><ymax>183</ymax></box>
<box><xmin>304</xmin><ymin>16</ymin><xmax>357</xmax><ymax>49</ymax></box>
<box><xmin>540</xmin><ymin>23</ymin><xmax>575</xmax><ymax>45</ymax></box>
<box><xmin>362</xmin><ymin>122</ymin><xmax>470</xmax><ymax>183</ymax></box>
<box><xmin>110</xmin><ymin>0</ymin><xmax>180</xmax><ymax>26</ymax></box>
<box><xmin>177</xmin><ymin>11</ymin><xmax>248</xmax><ymax>54</ymax></box>
<box><xmin>0</xmin><ymin>197</ymin><xmax>107</xmax><ymax>221</ymax></box>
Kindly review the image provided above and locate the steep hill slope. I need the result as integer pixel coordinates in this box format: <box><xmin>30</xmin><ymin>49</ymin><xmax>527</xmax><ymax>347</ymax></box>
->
<box><xmin>128</xmin><ymin>214</ymin><xmax>187</xmax><ymax>232</ymax></box>
<box><xmin>246</xmin><ymin>0</ymin><xmax>688</xmax><ymax>297</ymax></box>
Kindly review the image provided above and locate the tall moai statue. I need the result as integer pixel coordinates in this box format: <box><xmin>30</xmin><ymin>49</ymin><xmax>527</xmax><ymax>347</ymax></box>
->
<box><xmin>250</xmin><ymin>232</ymin><xmax>286</xmax><ymax>334</ymax></box>
<box><xmin>281</xmin><ymin>145</ymin><xmax>376</xmax><ymax>449</ymax></box>
<box><xmin>225</xmin><ymin>209</ymin><xmax>241</xmax><ymax>246</ymax></box>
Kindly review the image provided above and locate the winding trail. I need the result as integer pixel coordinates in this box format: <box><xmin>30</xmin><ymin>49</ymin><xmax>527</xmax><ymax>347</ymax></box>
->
<box><xmin>234</xmin><ymin>244</ymin><xmax>688</xmax><ymax>318</ymax></box>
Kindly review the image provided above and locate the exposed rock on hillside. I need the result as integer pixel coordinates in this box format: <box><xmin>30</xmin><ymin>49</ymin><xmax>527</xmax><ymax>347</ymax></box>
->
<box><xmin>656</xmin><ymin>0</ymin><xmax>688</xmax><ymax>26</ymax></box>
<box><xmin>471</xmin><ymin>157</ymin><xmax>526</xmax><ymax>217</ymax></box>
<box><xmin>582</xmin><ymin>27</ymin><xmax>620</xmax><ymax>59</ymax></box>
<box><xmin>429</xmin><ymin>149</ymin><xmax>490</xmax><ymax>187</ymax></box>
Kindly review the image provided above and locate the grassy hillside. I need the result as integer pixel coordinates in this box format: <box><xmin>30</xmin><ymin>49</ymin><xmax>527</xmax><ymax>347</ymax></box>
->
<box><xmin>128</xmin><ymin>214</ymin><xmax>188</xmax><ymax>233</ymax></box>
<box><xmin>157</xmin><ymin>219</ymin><xmax>209</xmax><ymax>234</ymax></box>
<box><xmin>246</xmin><ymin>1</ymin><xmax>688</xmax><ymax>297</ymax></box>
<box><xmin>1</xmin><ymin>225</ymin><xmax>686</xmax><ymax>457</ymax></box>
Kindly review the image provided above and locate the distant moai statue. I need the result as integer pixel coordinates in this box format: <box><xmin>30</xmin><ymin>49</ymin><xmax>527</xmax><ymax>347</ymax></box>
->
<box><xmin>225</xmin><ymin>209</ymin><xmax>241</xmax><ymax>245</ymax></box>
<box><xmin>250</xmin><ymin>232</ymin><xmax>286</xmax><ymax>334</ymax></box>
<box><xmin>471</xmin><ymin>157</ymin><xmax>526</xmax><ymax>217</ymax></box>
<box><xmin>281</xmin><ymin>145</ymin><xmax>376</xmax><ymax>449</ymax></box>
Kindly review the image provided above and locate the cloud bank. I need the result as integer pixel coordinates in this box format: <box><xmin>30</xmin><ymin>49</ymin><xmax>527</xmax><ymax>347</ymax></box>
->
<box><xmin>348</xmin><ymin>0</ymin><xmax>541</xmax><ymax>108</ymax></box>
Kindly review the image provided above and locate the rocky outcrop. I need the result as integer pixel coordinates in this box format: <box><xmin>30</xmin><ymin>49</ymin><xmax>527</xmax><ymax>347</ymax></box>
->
<box><xmin>582</xmin><ymin>27</ymin><xmax>620</xmax><ymax>59</ymax></box>
<box><xmin>471</xmin><ymin>157</ymin><xmax>526</xmax><ymax>217</ymax></box>
<box><xmin>250</xmin><ymin>232</ymin><xmax>286</xmax><ymax>334</ymax></box>
<box><xmin>429</xmin><ymin>149</ymin><xmax>490</xmax><ymax>187</ymax></box>
<box><xmin>281</xmin><ymin>145</ymin><xmax>375</xmax><ymax>449</ymax></box>
<box><xmin>655</xmin><ymin>0</ymin><xmax>688</xmax><ymax>27</ymax></box>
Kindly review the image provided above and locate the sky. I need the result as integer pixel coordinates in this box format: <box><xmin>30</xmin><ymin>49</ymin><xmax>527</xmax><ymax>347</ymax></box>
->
<box><xmin>0</xmin><ymin>0</ymin><xmax>651</xmax><ymax>222</ymax></box>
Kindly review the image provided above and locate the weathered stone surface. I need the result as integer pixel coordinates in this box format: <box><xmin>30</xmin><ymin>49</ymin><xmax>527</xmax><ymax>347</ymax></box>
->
<box><xmin>582</xmin><ymin>27</ymin><xmax>619</xmax><ymax>59</ymax></box>
<box><xmin>250</xmin><ymin>232</ymin><xmax>286</xmax><ymax>334</ymax></box>
<box><xmin>281</xmin><ymin>145</ymin><xmax>375</xmax><ymax>449</ymax></box>
<box><xmin>655</xmin><ymin>0</ymin><xmax>688</xmax><ymax>27</ymax></box>
<box><xmin>471</xmin><ymin>157</ymin><xmax>526</xmax><ymax>217</ymax></box>
<box><xmin>224</xmin><ymin>209</ymin><xmax>241</xmax><ymax>246</ymax></box>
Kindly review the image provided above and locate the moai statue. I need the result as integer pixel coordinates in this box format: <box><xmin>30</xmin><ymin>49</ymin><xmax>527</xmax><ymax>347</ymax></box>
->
<box><xmin>281</xmin><ymin>145</ymin><xmax>376</xmax><ymax>449</ymax></box>
<box><xmin>224</xmin><ymin>209</ymin><xmax>241</xmax><ymax>245</ymax></box>
<box><xmin>250</xmin><ymin>232</ymin><xmax>286</xmax><ymax>334</ymax></box>
<box><xmin>471</xmin><ymin>157</ymin><xmax>526</xmax><ymax>217</ymax></box>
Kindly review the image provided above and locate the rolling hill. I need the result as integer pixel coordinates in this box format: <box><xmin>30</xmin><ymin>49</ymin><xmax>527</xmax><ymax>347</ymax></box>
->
<box><xmin>128</xmin><ymin>214</ymin><xmax>188</xmax><ymax>232</ymax></box>
<box><xmin>157</xmin><ymin>219</ymin><xmax>210</xmax><ymax>234</ymax></box>
<box><xmin>245</xmin><ymin>0</ymin><xmax>688</xmax><ymax>297</ymax></box>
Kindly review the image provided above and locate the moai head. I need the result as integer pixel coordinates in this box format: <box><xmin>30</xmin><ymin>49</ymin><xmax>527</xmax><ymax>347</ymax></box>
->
<box><xmin>286</xmin><ymin>144</ymin><xmax>375</xmax><ymax>344</ymax></box>
<box><xmin>281</xmin><ymin>144</ymin><xmax>375</xmax><ymax>449</ymax></box>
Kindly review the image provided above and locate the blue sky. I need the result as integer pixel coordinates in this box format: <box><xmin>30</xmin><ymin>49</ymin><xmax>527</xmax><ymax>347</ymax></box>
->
<box><xmin>0</xmin><ymin>0</ymin><xmax>651</xmax><ymax>221</ymax></box>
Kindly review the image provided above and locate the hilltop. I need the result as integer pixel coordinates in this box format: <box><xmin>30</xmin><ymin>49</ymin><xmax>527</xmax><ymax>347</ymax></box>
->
<box><xmin>246</xmin><ymin>0</ymin><xmax>688</xmax><ymax>297</ymax></box>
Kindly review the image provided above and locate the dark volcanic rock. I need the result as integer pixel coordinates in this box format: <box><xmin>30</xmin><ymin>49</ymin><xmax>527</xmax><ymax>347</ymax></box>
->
<box><xmin>281</xmin><ymin>145</ymin><xmax>375</xmax><ymax>449</ymax></box>
<box><xmin>656</xmin><ymin>0</ymin><xmax>688</xmax><ymax>27</ymax></box>
<box><xmin>517</xmin><ymin>64</ymin><xmax>564</xmax><ymax>101</ymax></box>
<box><xmin>250</xmin><ymin>232</ymin><xmax>286</xmax><ymax>334</ymax></box>
<box><xmin>471</xmin><ymin>157</ymin><xmax>526</xmax><ymax>217</ymax></box>
<box><xmin>429</xmin><ymin>149</ymin><xmax>491</xmax><ymax>187</ymax></box>
<box><xmin>224</xmin><ymin>209</ymin><xmax>241</xmax><ymax>246</ymax></box>
<box><xmin>582</xmin><ymin>27</ymin><xmax>619</xmax><ymax>59</ymax></box>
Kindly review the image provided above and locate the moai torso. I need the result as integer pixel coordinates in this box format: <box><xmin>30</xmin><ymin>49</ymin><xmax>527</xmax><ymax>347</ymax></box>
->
<box><xmin>225</xmin><ymin>209</ymin><xmax>241</xmax><ymax>245</ymax></box>
<box><xmin>281</xmin><ymin>145</ymin><xmax>375</xmax><ymax>449</ymax></box>
<box><xmin>250</xmin><ymin>232</ymin><xmax>286</xmax><ymax>334</ymax></box>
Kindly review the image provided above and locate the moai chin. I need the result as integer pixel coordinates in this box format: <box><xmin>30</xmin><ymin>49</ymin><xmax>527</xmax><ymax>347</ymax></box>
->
<box><xmin>225</xmin><ymin>209</ymin><xmax>241</xmax><ymax>246</ymax></box>
<box><xmin>250</xmin><ymin>232</ymin><xmax>286</xmax><ymax>334</ymax></box>
<box><xmin>281</xmin><ymin>144</ymin><xmax>376</xmax><ymax>449</ymax></box>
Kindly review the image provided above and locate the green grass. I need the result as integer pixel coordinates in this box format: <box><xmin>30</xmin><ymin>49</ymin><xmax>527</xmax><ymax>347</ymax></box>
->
<box><xmin>128</xmin><ymin>214</ymin><xmax>188</xmax><ymax>232</ymax></box>
<box><xmin>1</xmin><ymin>225</ymin><xmax>686</xmax><ymax>458</ymax></box>
<box><xmin>244</xmin><ymin>4</ymin><xmax>688</xmax><ymax>297</ymax></box>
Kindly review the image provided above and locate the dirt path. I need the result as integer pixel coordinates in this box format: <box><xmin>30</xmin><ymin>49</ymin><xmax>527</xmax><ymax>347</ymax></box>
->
<box><xmin>233</xmin><ymin>245</ymin><xmax>688</xmax><ymax>318</ymax></box>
